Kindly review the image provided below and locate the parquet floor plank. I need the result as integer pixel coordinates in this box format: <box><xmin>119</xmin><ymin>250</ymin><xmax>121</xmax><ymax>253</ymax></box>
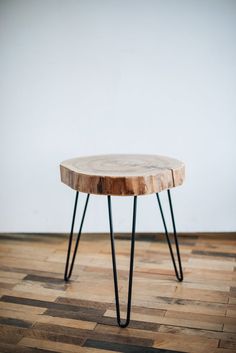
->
<box><xmin>0</xmin><ymin>232</ymin><xmax>235</xmax><ymax>353</ymax></box>
<box><xmin>18</xmin><ymin>337</ymin><xmax>118</xmax><ymax>353</ymax></box>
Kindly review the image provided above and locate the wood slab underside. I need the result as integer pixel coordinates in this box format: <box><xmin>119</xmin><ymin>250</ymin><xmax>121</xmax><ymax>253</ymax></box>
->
<box><xmin>60</xmin><ymin>154</ymin><xmax>185</xmax><ymax>195</ymax></box>
<box><xmin>0</xmin><ymin>232</ymin><xmax>235</xmax><ymax>353</ymax></box>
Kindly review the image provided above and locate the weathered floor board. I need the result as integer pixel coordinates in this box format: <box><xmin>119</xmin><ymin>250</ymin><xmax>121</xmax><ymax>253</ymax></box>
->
<box><xmin>0</xmin><ymin>233</ymin><xmax>235</xmax><ymax>353</ymax></box>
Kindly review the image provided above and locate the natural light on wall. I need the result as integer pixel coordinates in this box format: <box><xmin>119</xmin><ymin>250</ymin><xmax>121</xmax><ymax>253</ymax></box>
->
<box><xmin>0</xmin><ymin>0</ymin><xmax>236</xmax><ymax>232</ymax></box>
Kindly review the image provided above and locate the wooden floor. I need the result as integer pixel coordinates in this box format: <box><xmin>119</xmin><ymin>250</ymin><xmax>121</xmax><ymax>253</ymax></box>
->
<box><xmin>0</xmin><ymin>233</ymin><xmax>235</xmax><ymax>353</ymax></box>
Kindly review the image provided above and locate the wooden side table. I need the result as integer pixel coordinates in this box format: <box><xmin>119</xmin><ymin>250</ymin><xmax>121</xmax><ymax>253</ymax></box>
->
<box><xmin>60</xmin><ymin>154</ymin><xmax>185</xmax><ymax>328</ymax></box>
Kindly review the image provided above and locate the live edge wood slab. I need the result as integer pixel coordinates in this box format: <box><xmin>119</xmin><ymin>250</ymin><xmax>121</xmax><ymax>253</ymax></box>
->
<box><xmin>60</xmin><ymin>154</ymin><xmax>185</xmax><ymax>196</ymax></box>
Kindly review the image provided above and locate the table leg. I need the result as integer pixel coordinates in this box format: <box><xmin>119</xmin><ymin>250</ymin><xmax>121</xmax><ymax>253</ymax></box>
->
<box><xmin>107</xmin><ymin>195</ymin><xmax>137</xmax><ymax>328</ymax></box>
<box><xmin>63</xmin><ymin>190</ymin><xmax>182</xmax><ymax>327</ymax></box>
<box><xmin>156</xmin><ymin>190</ymin><xmax>183</xmax><ymax>282</ymax></box>
<box><xmin>64</xmin><ymin>192</ymin><xmax>90</xmax><ymax>281</ymax></box>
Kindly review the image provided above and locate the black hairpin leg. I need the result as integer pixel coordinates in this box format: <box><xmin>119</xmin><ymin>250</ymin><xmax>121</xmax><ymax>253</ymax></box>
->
<box><xmin>156</xmin><ymin>190</ymin><xmax>183</xmax><ymax>282</ymax></box>
<box><xmin>64</xmin><ymin>192</ymin><xmax>90</xmax><ymax>281</ymax></box>
<box><xmin>107</xmin><ymin>195</ymin><xmax>137</xmax><ymax>328</ymax></box>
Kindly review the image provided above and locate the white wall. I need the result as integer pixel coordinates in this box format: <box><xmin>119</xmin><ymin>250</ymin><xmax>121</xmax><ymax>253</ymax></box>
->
<box><xmin>1</xmin><ymin>0</ymin><xmax>236</xmax><ymax>233</ymax></box>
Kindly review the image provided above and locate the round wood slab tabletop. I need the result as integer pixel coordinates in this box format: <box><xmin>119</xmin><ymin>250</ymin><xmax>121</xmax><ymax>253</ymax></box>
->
<box><xmin>60</xmin><ymin>154</ymin><xmax>185</xmax><ymax>196</ymax></box>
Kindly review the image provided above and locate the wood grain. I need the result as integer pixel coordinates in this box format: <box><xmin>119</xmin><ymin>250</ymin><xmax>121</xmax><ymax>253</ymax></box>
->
<box><xmin>60</xmin><ymin>154</ymin><xmax>185</xmax><ymax>195</ymax></box>
<box><xmin>0</xmin><ymin>232</ymin><xmax>235</xmax><ymax>353</ymax></box>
